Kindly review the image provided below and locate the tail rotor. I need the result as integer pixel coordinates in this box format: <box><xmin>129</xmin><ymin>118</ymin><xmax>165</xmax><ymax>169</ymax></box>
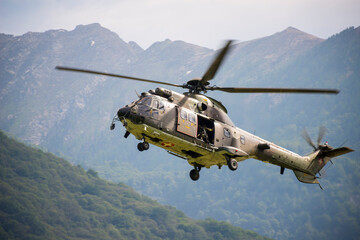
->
<box><xmin>317</xmin><ymin>126</ymin><xmax>327</xmax><ymax>148</ymax></box>
<box><xmin>302</xmin><ymin>126</ymin><xmax>354</xmax><ymax>177</ymax></box>
<box><xmin>302</xmin><ymin>126</ymin><xmax>328</xmax><ymax>151</ymax></box>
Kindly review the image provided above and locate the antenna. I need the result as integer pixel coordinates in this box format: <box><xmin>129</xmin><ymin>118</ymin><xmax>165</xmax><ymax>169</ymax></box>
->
<box><xmin>135</xmin><ymin>90</ymin><xmax>140</xmax><ymax>98</ymax></box>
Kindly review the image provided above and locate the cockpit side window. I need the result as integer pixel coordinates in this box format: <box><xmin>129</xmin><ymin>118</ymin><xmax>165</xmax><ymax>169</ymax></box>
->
<box><xmin>152</xmin><ymin>99</ymin><xmax>165</xmax><ymax>111</ymax></box>
<box><xmin>152</xmin><ymin>111</ymin><xmax>159</xmax><ymax>119</ymax></box>
<box><xmin>137</xmin><ymin>97</ymin><xmax>152</xmax><ymax>117</ymax></box>
<box><xmin>152</xmin><ymin>99</ymin><xmax>159</xmax><ymax>109</ymax></box>
<box><xmin>158</xmin><ymin>101</ymin><xmax>165</xmax><ymax>110</ymax></box>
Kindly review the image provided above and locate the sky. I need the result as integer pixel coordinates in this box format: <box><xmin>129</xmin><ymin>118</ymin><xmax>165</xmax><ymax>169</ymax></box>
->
<box><xmin>1</xmin><ymin>0</ymin><xmax>359</xmax><ymax>50</ymax></box>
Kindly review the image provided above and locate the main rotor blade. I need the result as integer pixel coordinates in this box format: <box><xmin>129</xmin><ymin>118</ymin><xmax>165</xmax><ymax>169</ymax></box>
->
<box><xmin>302</xmin><ymin>128</ymin><xmax>317</xmax><ymax>150</ymax></box>
<box><xmin>55</xmin><ymin>66</ymin><xmax>183</xmax><ymax>88</ymax></box>
<box><xmin>200</xmin><ymin>40</ymin><xmax>233</xmax><ymax>85</ymax></box>
<box><xmin>206</xmin><ymin>87</ymin><xmax>339</xmax><ymax>94</ymax></box>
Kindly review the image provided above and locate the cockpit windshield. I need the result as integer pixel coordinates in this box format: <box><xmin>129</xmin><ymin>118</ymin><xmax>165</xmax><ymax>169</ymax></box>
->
<box><xmin>137</xmin><ymin>97</ymin><xmax>152</xmax><ymax>106</ymax></box>
<box><xmin>136</xmin><ymin>96</ymin><xmax>166</xmax><ymax>120</ymax></box>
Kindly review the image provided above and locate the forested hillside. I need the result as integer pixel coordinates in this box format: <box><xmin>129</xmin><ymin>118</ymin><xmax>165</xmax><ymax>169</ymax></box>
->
<box><xmin>0</xmin><ymin>24</ymin><xmax>359</xmax><ymax>239</ymax></box>
<box><xmin>0</xmin><ymin>131</ymin><xmax>269</xmax><ymax>240</ymax></box>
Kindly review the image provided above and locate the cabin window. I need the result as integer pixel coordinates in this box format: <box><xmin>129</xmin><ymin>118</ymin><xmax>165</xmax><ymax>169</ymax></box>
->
<box><xmin>224</xmin><ymin>128</ymin><xmax>231</xmax><ymax>138</ymax></box>
<box><xmin>180</xmin><ymin>109</ymin><xmax>187</xmax><ymax>120</ymax></box>
<box><xmin>240</xmin><ymin>135</ymin><xmax>245</xmax><ymax>145</ymax></box>
<box><xmin>152</xmin><ymin>100</ymin><xmax>159</xmax><ymax>109</ymax></box>
<box><xmin>188</xmin><ymin>113</ymin><xmax>196</xmax><ymax>123</ymax></box>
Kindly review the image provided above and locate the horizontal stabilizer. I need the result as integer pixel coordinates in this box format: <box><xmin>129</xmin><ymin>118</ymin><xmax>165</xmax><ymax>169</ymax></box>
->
<box><xmin>293</xmin><ymin>170</ymin><xmax>319</xmax><ymax>184</ymax></box>
<box><xmin>323</xmin><ymin>147</ymin><xmax>354</xmax><ymax>158</ymax></box>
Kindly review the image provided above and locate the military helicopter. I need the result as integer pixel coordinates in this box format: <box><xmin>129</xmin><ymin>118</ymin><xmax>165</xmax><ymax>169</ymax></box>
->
<box><xmin>56</xmin><ymin>40</ymin><xmax>353</xmax><ymax>188</ymax></box>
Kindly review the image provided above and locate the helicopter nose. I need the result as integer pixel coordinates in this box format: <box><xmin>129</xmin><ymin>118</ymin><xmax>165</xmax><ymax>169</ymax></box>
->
<box><xmin>117</xmin><ymin>107</ymin><xmax>131</xmax><ymax>118</ymax></box>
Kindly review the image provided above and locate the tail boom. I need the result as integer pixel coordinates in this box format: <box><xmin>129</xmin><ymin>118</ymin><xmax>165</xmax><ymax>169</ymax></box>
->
<box><xmin>293</xmin><ymin>146</ymin><xmax>354</xmax><ymax>185</ymax></box>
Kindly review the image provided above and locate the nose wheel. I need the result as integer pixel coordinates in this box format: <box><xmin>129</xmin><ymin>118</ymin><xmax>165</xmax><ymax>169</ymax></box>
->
<box><xmin>137</xmin><ymin>141</ymin><xmax>150</xmax><ymax>151</ymax></box>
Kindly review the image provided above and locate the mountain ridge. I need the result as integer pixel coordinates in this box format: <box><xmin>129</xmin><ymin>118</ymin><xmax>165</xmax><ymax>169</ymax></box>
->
<box><xmin>0</xmin><ymin>23</ymin><xmax>359</xmax><ymax>240</ymax></box>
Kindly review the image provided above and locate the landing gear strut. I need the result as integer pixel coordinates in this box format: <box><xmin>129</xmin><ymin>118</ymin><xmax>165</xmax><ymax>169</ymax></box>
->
<box><xmin>137</xmin><ymin>141</ymin><xmax>150</xmax><ymax>151</ymax></box>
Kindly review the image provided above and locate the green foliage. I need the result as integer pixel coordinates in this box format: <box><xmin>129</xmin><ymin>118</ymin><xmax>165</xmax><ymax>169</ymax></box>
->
<box><xmin>0</xmin><ymin>131</ymin><xmax>270</xmax><ymax>240</ymax></box>
<box><xmin>86</xmin><ymin>169</ymin><xmax>99</xmax><ymax>178</ymax></box>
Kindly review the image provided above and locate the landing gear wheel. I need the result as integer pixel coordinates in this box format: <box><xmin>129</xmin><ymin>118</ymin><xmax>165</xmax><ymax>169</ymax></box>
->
<box><xmin>227</xmin><ymin>158</ymin><xmax>238</xmax><ymax>171</ymax></box>
<box><xmin>189</xmin><ymin>169</ymin><xmax>200</xmax><ymax>181</ymax></box>
<box><xmin>142</xmin><ymin>141</ymin><xmax>149</xmax><ymax>150</ymax></box>
<box><xmin>137</xmin><ymin>142</ymin><xmax>144</xmax><ymax>151</ymax></box>
<box><xmin>137</xmin><ymin>142</ymin><xmax>150</xmax><ymax>151</ymax></box>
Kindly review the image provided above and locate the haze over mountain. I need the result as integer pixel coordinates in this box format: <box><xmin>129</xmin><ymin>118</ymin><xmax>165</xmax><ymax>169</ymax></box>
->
<box><xmin>0</xmin><ymin>23</ymin><xmax>359</xmax><ymax>239</ymax></box>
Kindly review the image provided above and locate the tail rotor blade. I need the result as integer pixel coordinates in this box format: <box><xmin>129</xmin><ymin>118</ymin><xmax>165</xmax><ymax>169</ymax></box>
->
<box><xmin>317</xmin><ymin>126</ymin><xmax>327</xmax><ymax>146</ymax></box>
<box><xmin>302</xmin><ymin>128</ymin><xmax>317</xmax><ymax>150</ymax></box>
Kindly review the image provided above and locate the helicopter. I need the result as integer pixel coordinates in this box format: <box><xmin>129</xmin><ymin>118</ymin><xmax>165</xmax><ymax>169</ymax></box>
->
<box><xmin>56</xmin><ymin>40</ymin><xmax>354</xmax><ymax>189</ymax></box>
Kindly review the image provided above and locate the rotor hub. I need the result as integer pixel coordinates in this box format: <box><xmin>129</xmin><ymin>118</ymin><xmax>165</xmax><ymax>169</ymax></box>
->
<box><xmin>184</xmin><ymin>78</ymin><xmax>210</xmax><ymax>93</ymax></box>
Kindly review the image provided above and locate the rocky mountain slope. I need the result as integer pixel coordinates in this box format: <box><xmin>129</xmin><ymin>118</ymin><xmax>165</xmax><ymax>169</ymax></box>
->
<box><xmin>1</xmin><ymin>23</ymin><xmax>359</xmax><ymax>239</ymax></box>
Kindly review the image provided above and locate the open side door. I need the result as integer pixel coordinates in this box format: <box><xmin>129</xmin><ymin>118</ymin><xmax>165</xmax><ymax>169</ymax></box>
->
<box><xmin>197</xmin><ymin>115</ymin><xmax>215</xmax><ymax>144</ymax></box>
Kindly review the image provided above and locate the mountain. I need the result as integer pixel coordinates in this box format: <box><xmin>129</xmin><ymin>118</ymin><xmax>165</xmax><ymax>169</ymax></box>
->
<box><xmin>220</xmin><ymin>27</ymin><xmax>324</xmax><ymax>86</ymax></box>
<box><xmin>0</xmin><ymin>23</ymin><xmax>140</xmax><ymax>145</ymax></box>
<box><xmin>0</xmin><ymin>23</ymin><xmax>359</xmax><ymax>239</ymax></box>
<box><xmin>0</xmin><ymin>131</ymin><xmax>270</xmax><ymax>240</ymax></box>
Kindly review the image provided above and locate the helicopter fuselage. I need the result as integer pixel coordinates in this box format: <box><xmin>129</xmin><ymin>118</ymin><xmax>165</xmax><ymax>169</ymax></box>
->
<box><xmin>57</xmin><ymin>40</ymin><xmax>352</xmax><ymax>187</ymax></box>
<box><xmin>114</xmin><ymin>87</ymin><xmax>323</xmax><ymax>183</ymax></box>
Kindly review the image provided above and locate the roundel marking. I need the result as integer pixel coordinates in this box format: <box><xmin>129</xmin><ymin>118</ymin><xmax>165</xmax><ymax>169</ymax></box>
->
<box><xmin>161</xmin><ymin>142</ymin><xmax>175</xmax><ymax>148</ymax></box>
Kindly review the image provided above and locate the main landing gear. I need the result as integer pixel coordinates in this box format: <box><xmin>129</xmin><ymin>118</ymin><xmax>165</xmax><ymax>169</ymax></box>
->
<box><xmin>137</xmin><ymin>141</ymin><xmax>149</xmax><ymax>151</ymax></box>
<box><xmin>189</xmin><ymin>165</ymin><xmax>202</xmax><ymax>181</ymax></box>
<box><xmin>189</xmin><ymin>157</ymin><xmax>239</xmax><ymax>181</ymax></box>
<box><xmin>226</xmin><ymin>155</ymin><xmax>238</xmax><ymax>171</ymax></box>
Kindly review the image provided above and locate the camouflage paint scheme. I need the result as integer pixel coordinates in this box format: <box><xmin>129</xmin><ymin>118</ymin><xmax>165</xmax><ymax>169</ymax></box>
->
<box><xmin>57</xmin><ymin>40</ymin><xmax>353</xmax><ymax>187</ymax></box>
<box><xmin>115</xmin><ymin>87</ymin><xmax>353</xmax><ymax>187</ymax></box>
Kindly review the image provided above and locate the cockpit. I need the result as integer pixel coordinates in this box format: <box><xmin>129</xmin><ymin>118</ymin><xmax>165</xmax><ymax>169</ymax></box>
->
<box><xmin>137</xmin><ymin>96</ymin><xmax>151</xmax><ymax>106</ymax></box>
<box><xmin>136</xmin><ymin>96</ymin><xmax>165</xmax><ymax>120</ymax></box>
<box><xmin>137</xmin><ymin>96</ymin><xmax>165</xmax><ymax>109</ymax></box>
<box><xmin>136</xmin><ymin>95</ymin><xmax>234</xmax><ymax>126</ymax></box>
